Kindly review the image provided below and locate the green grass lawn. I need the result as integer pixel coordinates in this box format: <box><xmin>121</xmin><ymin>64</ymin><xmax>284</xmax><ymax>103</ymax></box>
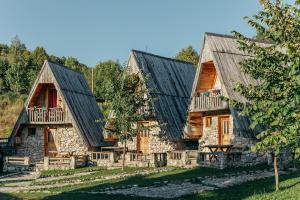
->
<box><xmin>0</xmin><ymin>165</ymin><xmax>299</xmax><ymax>200</ymax></box>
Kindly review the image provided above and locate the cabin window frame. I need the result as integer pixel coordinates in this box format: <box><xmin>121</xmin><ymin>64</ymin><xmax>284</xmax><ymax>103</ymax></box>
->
<box><xmin>28</xmin><ymin>127</ymin><xmax>36</xmax><ymax>137</ymax></box>
<box><xmin>205</xmin><ymin>117</ymin><xmax>212</xmax><ymax>128</ymax></box>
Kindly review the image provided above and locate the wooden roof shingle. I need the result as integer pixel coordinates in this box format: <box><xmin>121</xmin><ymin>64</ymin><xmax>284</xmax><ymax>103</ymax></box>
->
<box><xmin>130</xmin><ymin>50</ymin><xmax>196</xmax><ymax>140</ymax></box>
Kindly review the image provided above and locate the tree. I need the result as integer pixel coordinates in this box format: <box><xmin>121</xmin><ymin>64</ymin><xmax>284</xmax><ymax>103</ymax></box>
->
<box><xmin>5</xmin><ymin>36</ymin><xmax>30</xmax><ymax>94</ymax></box>
<box><xmin>102</xmin><ymin>70</ymin><xmax>151</xmax><ymax>170</ymax></box>
<box><xmin>93</xmin><ymin>60</ymin><xmax>122</xmax><ymax>117</ymax></box>
<box><xmin>0</xmin><ymin>59</ymin><xmax>9</xmax><ymax>93</ymax></box>
<box><xmin>175</xmin><ymin>46</ymin><xmax>199</xmax><ymax>66</ymax></box>
<box><xmin>232</xmin><ymin>0</ymin><xmax>300</xmax><ymax>191</ymax></box>
<box><xmin>64</xmin><ymin>57</ymin><xmax>82</xmax><ymax>71</ymax></box>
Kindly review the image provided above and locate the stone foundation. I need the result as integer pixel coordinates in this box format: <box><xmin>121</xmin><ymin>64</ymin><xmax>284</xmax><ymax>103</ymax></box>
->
<box><xmin>199</xmin><ymin>115</ymin><xmax>255</xmax><ymax>152</ymax></box>
<box><xmin>15</xmin><ymin>125</ymin><xmax>89</xmax><ymax>164</ymax></box>
<box><xmin>119</xmin><ymin>121</ymin><xmax>180</xmax><ymax>154</ymax></box>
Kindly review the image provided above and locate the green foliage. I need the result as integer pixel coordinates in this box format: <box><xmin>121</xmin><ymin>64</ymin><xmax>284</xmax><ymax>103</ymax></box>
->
<box><xmin>175</xmin><ymin>46</ymin><xmax>199</xmax><ymax>66</ymax></box>
<box><xmin>232</xmin><ymin>0</ymin><xmax>300</xmax><ymax>154</ymax></box>
<box><xmin>94</xmin><ymin>61</ymin><xmax>121</xmax><ymax>98</ymax></box>
<box><xmin>102</xmin><ymin>69</ymin><xmax>151</xmax><ymax>143</ymax></box>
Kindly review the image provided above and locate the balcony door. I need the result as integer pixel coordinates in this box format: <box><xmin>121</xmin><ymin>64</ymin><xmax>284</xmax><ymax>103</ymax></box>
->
<box><xmin>218</xmin><ymin>116</ymin><xmax>230</xmax><ymax>145</ymax></box>
<box><xmin>48</xmin><ymin>89</ymin><xmax>57</xmax><ymax>108</ymax></box>
<box><xmin>137</xmin><ymin>122</ymin><xmax>150</xmax><ymax>155</ymax></box>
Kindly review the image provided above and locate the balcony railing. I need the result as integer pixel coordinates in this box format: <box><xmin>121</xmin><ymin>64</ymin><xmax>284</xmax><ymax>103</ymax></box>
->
<box><xmin>191</xmin><ymin>90</ymin><xmax>228</xmax><ymax>112</ymax></box>
<box><xmin>137</xmin><ymin>104</ymin><xmax>153</xmax><ymax>117</ymax></box>
<box><xmin>28</xmin><ymin>107</ymin><xmax>65</xmax><ymax>123</ymax></box>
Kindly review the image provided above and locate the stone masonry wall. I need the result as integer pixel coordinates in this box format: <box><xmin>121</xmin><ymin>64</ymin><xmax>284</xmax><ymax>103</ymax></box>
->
<box><xmin>15</xmin><ymin>126</ymin><xmax>89</xmax><ymax>164</ymax></box>
<box><xmin>119</xmin><ymin>121</ymin><xmax>178</xmax><ymax>154</ymax></box>
<box><xmin>51</xmin><ymin>127</ymin><xmax>88</xmax><ymax>155</ymax></box>
<box><xmin>199</xmin><ymin>115</ymin><xmax>253</xmax><ymax>152</ymax></box>
<box><xmin>16</xmin><ymin>127</ymin><xmax>44</xmax><ymax>163</ymax></box>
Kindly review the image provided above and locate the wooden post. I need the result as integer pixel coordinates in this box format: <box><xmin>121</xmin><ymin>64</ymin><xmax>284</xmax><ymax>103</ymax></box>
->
<box><xmin>44</xmin><ymin>157</ymin><xmax>49</xmax><ymax>170</ymax></box>
<box><xmin>70</xmin><ymin>156</ymin><xmax>76</xmax><ymax>169</ymax></box>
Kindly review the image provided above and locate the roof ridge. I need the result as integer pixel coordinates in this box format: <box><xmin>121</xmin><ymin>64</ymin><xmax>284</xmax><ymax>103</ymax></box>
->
<box><xmin>131</xmin><ymin>49</ymin><xmax>195</xmax><ymax>65</ymax></box>
<box><xmin>46</xmin><ymin>60</ymin><xmax>85</xmax><ymax>75</ymax></box>
<box><xmin>204</xmin><ymin>32</ymin><xmax>271</xmax><ymax>44</ymax></box>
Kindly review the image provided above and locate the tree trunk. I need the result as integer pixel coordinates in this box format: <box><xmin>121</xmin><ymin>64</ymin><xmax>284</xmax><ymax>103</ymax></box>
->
<box><xmin>274</xmin><ymin>154</ymin><xmax>280</xmax><ymax>191</ymax></box>
<box><xmin>122</xmin><ymin>140</ymin><xmax>127</xmax><ymax>171</ymax></box>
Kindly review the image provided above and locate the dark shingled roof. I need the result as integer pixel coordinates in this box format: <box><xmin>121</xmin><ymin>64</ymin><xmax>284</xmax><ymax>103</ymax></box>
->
<box><xmin>130</xmin><ymin>50</ymin><xmax>196</xmax><ymax>140</ymax></box>
<box><xmin>9</xmin><ymin>61</ymin><xmax>105</xmax><ymax>147</ymax></box>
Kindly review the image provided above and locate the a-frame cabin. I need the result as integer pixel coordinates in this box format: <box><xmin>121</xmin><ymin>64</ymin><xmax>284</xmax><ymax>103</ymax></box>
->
<box><xmin>185</xmin><ymin>33</ymin><xmax>268</xmax><ymax>150</ymax></box>
<box><xmin>8</xmin><ymin>61</ymin><xmax>105</xmax><ymax>163</ymax></box>
<box><xmin>107</xmin><ymin>50</ymin><xmax>196</xmax><ymax>154</ymax></box>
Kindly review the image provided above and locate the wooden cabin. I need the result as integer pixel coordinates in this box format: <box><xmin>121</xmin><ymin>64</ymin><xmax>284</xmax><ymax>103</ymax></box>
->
<box><xmin>185</xmin><ymin>33</ymin><xmax>268</xmax><ymax>150</ymax></box>
<box><xmin>106</xmin><ymin>50</ymin><xmax>196</xmax><ymax>155</ymax></box>
<box><xmin>7</xmin><ymin>61</ymin><xmax>106</xmax><ymax>164</ymax></box>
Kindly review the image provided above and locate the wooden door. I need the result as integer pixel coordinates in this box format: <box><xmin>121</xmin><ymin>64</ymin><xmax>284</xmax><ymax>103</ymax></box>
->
<box><xmin>44</xmin><ymin>129</ymin><xmax>57</xmax><ymax>157</ymax></box>
<box><xmin>218</xmin><ymin>116</ymin><xmax>230</xmax><ymax>145</ymax></box>
<box><xmin>137</xmin><ymin>122</ymin><xmax>150</xmax><ymax>155</ymax></box>
<box><xmin>48</xmin><ymin>89</ymin><xmax>57</xmax><ymax>108</ymax></box>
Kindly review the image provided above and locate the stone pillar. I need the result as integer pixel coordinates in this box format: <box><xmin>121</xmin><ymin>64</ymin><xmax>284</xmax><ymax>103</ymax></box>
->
<box><xmin>70</xmin><ymin>156</ymin><xmax>76</xmax><ymax>169</ymax></box>
<box><xmin>44</xmin><ymin>157</ymin><xmax>49</xmax><ymax>170</ymax></box>
<box><xmin>24</xmin><ymin>157</ymin><xmax>30</xmax><ymax>165</ymax></box>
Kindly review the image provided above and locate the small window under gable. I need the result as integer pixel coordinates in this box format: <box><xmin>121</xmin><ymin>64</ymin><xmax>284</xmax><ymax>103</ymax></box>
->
<box><xmin>28</xmin><ymin>128</ymin><xmax>36</xmax><ymax>137</ymax></box>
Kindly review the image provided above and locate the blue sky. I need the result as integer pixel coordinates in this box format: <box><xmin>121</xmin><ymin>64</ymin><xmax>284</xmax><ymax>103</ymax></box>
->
<box><xmin>0</xmin><ymin>0</ymin><xmax>262</xmax><ymax>66</ymax></box>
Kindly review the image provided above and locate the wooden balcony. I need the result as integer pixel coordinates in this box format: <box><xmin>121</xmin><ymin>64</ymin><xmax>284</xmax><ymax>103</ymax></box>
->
<box><xmin>27</xmin><ymin>107</ymin><xmax>66</xmax><ymax>124</ymax></box>
<box><xmin>137</xmin><ymin>104</ymin><xmax>154</xmax><ymax>117</ymax></box>
<box><xmin>191</xmin><ymin>90</ymin><xmax>228</xmax><ymax>112</ymax></box>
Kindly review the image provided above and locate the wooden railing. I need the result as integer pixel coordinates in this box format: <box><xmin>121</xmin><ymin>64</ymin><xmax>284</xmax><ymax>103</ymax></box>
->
<box><xmin>191</xmin><ymin>90</ymin><xmax>228</xmax><ymax>112</ymax></box>
<box><xmin>5</xmin><ymin>156</ymin><xmax>29</xmax><ymax>166</ymax></box>
<box><xmin>129</xmin><ymin>152</ymin><xmax>149</xmax><ymax>162</ymax></box>
<box><xmin>91</xmin><ymin>152</ymin><xmax>114</xmax><ymax>161</ymax></box>
<box><xmin>137</xmin><ymin>104</ymin><xmax>153</xmax><ymax>117</ymax></box>
<box><xmin>28</xmin><ymin>107</ymin><xmax>65</xmax><ymax>123</ymax></box>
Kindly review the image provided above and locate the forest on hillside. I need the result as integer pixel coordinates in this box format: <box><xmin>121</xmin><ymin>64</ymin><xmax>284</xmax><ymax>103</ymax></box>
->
<box><xmin>0</xmin><ymin>36</ymin><xmax>199</xmax><ymax>137</ymax></box>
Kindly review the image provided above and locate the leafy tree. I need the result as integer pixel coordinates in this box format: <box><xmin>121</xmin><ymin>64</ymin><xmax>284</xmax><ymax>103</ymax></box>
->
<box><xmin>0</xmin><ymin>59</ymin><xmax>9</xmax><ymax>93</ymax></box>
<box><xmin>5</xmin><ymin>36</ymin><xmax>30</xmax><ymax>93</ymax></box>
<box><xmin>175</xmin><ymin>46</ymin><xmax>199</xmax><ymax>66</ymax></box>
<box><xmin>64</xmin><ymin>57</ymin><xmax>82</xmax><ymax>71</ymax></box>
<box><xmin>103</xmin><ymin>70</ymin><xmax>151</xmax><ymax>170</ymax></box>
<box><xmin>93</xmin><ymin>60</ymin><xmax>122</xmax><ymax>117</ymax></box>
<box><xmin>232</xmin><ymin>0</ymin><xmax>300</xmax><ymax>191</ymax></box>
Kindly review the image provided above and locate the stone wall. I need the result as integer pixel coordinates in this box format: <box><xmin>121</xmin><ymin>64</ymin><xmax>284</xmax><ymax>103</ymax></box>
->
<box><xmin>118</xmin><ymin>121</ymin><xmax>179</xmax><ymax>154</ymax></box>
<box><xmin>15</xmin><ymin>126</ymin><xmax>89</xmax><ymax>164</ymax></box>
<box><xmin>199</xmin><ymin>115</ymin><xmax>254</xmax><ymax>151</ymax></box>
<box><xmin>52</xmin><ymin>127</ymin><xmax>88</xmax><ymax>155</ymax></box>
<box><xmin>16</xmin><ymin>127</ymin><xmax>44</xmax><ymax>163</ymax></box>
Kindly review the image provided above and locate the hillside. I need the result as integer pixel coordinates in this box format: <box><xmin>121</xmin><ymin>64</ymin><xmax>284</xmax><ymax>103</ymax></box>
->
<box><xmin>0</xmin><ymin>93</ymin><xmax>26</xmax><ymax>138</ymax></box>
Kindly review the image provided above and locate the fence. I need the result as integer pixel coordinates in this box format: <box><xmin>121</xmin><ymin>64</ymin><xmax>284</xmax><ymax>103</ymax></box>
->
<box><xmin>3</xmin><ymin>156</ymin><xmax>30</xmax><ymax>172</ymax></box>
<box><xmin>43</xmin><ymin>156</ymin><xmax>87</xmax><ymax>170</ymax></box>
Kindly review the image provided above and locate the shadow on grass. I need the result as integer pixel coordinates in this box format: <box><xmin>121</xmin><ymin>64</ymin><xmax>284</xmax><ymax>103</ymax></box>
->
<box><xmin>0</xmin><ymin>192</ymin><xmax>20</xmax><ymax>200</ymax></box>
<box><xmin>42</xmin><ymin>164</ymin><xmax>298</xmax><ymax>200</ymax></box>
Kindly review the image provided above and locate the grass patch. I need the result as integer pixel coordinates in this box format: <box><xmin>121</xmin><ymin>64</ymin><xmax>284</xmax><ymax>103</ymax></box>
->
<box><xmin>11</xmin><ymin>168</ymin><xmax>300</xmax><ymax>200</ymax></box>
<box><xmin>39</xmin><ymin>166</ymin><xmax>107</xmax><ymax>178</ymax></box>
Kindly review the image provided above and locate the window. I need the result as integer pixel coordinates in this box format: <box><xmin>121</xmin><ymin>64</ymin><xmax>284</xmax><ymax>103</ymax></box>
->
<box><xmin>48</xmin><ymin>131</ymin><xmax>55</xmax><ymax>143</ymax></box>
<box><xmin>222</xmin><ymin>119</ymin><xmax>230</xmax><ymax>135</ymax></box>
<box><xmin>139</xmin><ymin>122</ymin><xmax>150</xmax><ymax>137</ymax></box>
<box><xmin>205</xmin><ymin>117</ymin><xmax>212</xmax><ymax>128</ymax></box>
<box><xmin>28</xmin><ymin>128</ymin><xmax>36</xmax><ymax>137</ymax></box>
